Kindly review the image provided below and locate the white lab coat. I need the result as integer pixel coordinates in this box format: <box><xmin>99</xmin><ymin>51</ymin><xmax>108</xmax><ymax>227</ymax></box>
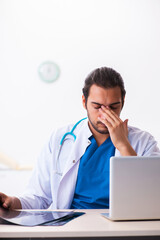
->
<box><xmin>19</xmin><ymin>118</ymin><xmax>160</xmax><ymax>209</ymax></box>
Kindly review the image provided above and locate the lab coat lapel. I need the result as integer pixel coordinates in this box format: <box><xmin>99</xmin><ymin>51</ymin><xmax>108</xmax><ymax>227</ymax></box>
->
<box><xmin>56</xmin><ymin>119</ymin><xmax>92</xmax><ymax>208</ymax></box>
<box><xmin>62</xmin><ymin>120</ymin><xmax>92</xmax><ymax>176</ymax></box>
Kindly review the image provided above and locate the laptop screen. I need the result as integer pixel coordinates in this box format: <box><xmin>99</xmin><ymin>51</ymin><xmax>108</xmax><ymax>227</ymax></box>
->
<box><xmin>109</xmin><ymin>156</ymin><xmax>160</xmax><ymax>220</ymax></box>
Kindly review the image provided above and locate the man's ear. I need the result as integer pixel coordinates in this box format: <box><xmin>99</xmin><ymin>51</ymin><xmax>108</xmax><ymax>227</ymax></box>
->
<box><xmin>82</xmin><ymin>95</ymin><xmax>87</xmax><ymax>109</ymax></box>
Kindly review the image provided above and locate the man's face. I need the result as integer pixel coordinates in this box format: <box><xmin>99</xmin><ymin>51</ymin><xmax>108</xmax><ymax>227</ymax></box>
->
<box><xmin>82</xmin><ymin>84</ymin><xmax>124</xmax><ymax>135</ymax></box>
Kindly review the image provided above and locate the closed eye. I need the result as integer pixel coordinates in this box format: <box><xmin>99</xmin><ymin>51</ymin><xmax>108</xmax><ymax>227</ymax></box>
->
<box><xmin>109</xmin><ymin>106</ymin><xmax>118</xmax><ymax>110</ymax></box>
<box><xmin>92</xmin><ymin>101</ymin><xmax>121</xmax><ymax>110</ymax></box>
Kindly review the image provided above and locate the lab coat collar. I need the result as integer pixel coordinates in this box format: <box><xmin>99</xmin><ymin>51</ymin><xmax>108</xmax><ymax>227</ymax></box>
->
<box><xmin>81</xmin><ymin>118</ymin><xmax>93</xmax><ymax>140</ymax></box>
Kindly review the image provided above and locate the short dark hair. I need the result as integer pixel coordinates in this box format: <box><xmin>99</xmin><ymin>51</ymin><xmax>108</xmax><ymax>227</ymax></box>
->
<box><xmin>82</xmin><ymin>67</ymin><xmax>126</xmax><ymax>106</ymax></box>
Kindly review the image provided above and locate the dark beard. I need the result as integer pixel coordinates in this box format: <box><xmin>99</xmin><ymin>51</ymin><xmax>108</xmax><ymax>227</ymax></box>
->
<box><xmin>88</xmin><ymin>114</ymin><xmax>109</xmax><ymax>135</ymax></box>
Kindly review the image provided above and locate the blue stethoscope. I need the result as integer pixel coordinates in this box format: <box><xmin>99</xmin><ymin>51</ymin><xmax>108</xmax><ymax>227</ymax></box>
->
<box><xmin>55</xmin><ymin>117</ymin><xmax>87</xmax><ymax>176</ymax></box>
<box><xmin>60</xmin><ymin>117</ymin><xmax>87</xmax><ymax>145</ymax></box>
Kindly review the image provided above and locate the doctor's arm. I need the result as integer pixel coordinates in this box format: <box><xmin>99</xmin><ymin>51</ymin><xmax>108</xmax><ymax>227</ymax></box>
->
<box><xmin>19</xmin><ymin>138</ymin><xmax>53</xmax><ymax>209</ymax></box>
<box><xmin>0</xmin><ymin>134</ymin><xmax>56</xmax><ymax>210</ymax></box>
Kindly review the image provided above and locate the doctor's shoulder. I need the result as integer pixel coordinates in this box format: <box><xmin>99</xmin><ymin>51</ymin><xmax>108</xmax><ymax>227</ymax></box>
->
<box><xmin>128</xmin><ymin>125</ymin><xmax>155</xmax><ymax>140</ymax></box>
<box><xmin>48</xmin><ymin>119</ymin><xmax>87</xmax><ymax>150</ymax></box>
<box><xmin>48</xmin><ymin>121</ymin><xmax>80</xmax><ymax>146</ymax></box>
<box><xmin>48</xmin><ymin>123</ymin><xmax>74</xmax><ymax>142</ymax></box>
<box><xmin>128</xmin><ymin>125</ymin><xmax>160</xmax><ymax>155</ymax></box>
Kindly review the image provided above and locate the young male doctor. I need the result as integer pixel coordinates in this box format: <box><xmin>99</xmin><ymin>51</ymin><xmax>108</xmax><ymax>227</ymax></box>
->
<box><xmin>0</xmin><ymin>67</ymin><xmax>160</xmax><ymax>210</ymax></box>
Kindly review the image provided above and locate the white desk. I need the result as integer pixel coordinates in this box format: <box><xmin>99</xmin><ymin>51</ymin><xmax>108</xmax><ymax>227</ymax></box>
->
<box><xmin>0</xmin><ymin>209</ymin><xmax>160</xmax><ymax>239</ymax></box>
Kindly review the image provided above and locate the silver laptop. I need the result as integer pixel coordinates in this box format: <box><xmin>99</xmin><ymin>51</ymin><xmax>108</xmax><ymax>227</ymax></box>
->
<box><xmin>102</xmin><ymin>156</ymin><xmax>160</xmax><ymax>221</ymax></box>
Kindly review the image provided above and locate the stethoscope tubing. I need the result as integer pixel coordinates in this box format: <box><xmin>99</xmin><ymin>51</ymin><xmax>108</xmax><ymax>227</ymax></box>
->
<box><xmin>60</xmin><ymin>117</ymin><xmax>87</xmax><ymax>145</ymax></box>
<box><xmin>55</xmin><ymin>117</ymin><xmax>87</xmax><ymax>175</ymax></box>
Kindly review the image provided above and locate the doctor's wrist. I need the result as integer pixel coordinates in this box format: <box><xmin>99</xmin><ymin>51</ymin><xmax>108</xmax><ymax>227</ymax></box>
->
<box><xmin>118</xmin><ymin>142</ymin><xmax>137</xmax><ymax>156</ymax></box>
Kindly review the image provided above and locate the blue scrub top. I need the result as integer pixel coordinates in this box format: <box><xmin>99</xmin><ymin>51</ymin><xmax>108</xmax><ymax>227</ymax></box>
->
<box><xmin>71</xmin><ymin>136</ymin><xmax>115</xmax><ymax>209</ymax></box>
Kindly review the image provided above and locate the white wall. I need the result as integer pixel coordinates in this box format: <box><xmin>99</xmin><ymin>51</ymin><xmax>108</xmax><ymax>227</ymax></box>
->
<box><xmin>0</xmin><ymin>0</ymin><xmax>160</xmax><ymax>167</ymax></box>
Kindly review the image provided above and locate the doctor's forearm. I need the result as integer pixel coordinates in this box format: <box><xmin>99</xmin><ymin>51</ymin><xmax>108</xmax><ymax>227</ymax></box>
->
<box><xmin>118</xmin><ymin>142</ymin><xmax>137</xmax><ymax>156</ymax></box>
